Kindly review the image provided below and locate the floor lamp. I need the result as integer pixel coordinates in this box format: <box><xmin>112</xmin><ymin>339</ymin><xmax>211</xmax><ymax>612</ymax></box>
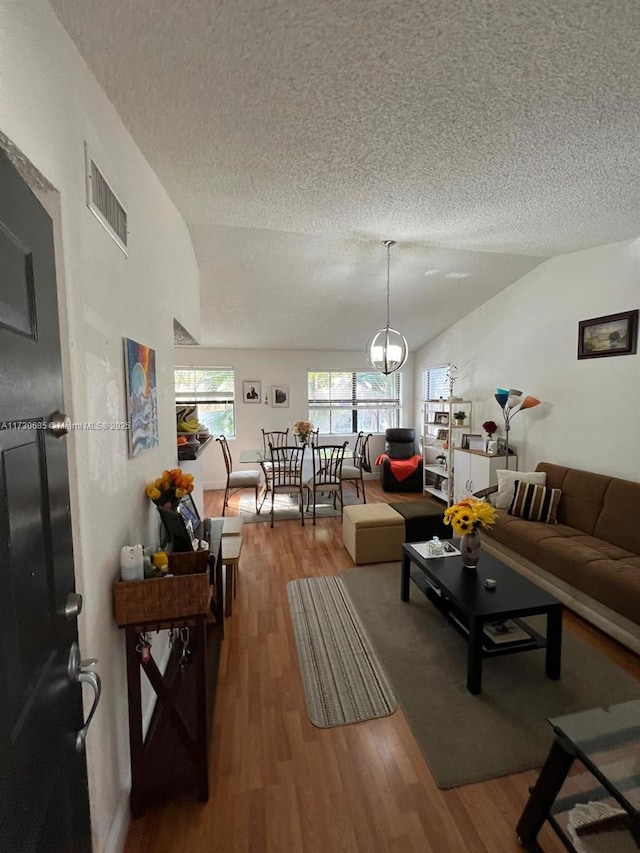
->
<box><xmin>494</xmin><ymin>389</ymin><xmax>541</xmax><ymax>469</ymax></box>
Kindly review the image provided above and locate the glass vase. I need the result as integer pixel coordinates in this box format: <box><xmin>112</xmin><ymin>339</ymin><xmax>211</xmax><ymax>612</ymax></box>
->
<box><xmin>460</xmin><ymin>529</ymin><xmax>481</xmax><ymax>569</ymax></box>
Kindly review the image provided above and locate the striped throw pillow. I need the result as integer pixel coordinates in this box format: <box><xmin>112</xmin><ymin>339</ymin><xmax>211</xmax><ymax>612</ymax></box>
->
<box><xmin>508</xmin><ymin>480</ymin><xmax>562</xmax><ymax>524</ymax></box>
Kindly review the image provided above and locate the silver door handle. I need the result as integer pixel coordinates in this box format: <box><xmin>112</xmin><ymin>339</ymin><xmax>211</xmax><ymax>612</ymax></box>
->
<box><xmin>74</xmin><ymin>670</ymin><xmax>101</xmax><ymax>754</ymax></box>
<box><xmin>67</xmin><ymin>642</ymin><xmax>101</xmax><ymax>754</ymax></box>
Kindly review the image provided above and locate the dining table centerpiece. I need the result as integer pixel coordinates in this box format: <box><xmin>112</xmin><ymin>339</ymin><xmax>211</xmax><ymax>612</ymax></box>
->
<box><xmin>292</xmin><ymin>419</ymin><xmax>314</xmax><ymax>445</ymax></box>
<box><xmin>443</xmin><ymin>497</ymin><xmax>498</xmax><ymax>569</ymax></box>
<box><xmin>145</xmin><ymin>467</ymin><xmax>195</xmax><ymax>510</ymax></box>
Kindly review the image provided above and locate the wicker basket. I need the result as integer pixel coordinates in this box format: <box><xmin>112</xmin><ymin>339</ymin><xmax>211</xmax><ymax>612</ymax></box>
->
<box><xmin>113</xmin><ymin>573</ymin><xmax>210</xmax><ymax>627</ymax></box>
<box><xmin>168</xmin><ymin>549</ymin><xmax>210</xmax><ymax>576</ymax></box>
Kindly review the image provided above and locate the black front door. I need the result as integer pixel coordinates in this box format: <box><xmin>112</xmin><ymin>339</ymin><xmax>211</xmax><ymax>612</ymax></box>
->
<box><xmin>0</xmin><ymin>151</ymin><xmax>93</xmax><ymax>851</ymax></box>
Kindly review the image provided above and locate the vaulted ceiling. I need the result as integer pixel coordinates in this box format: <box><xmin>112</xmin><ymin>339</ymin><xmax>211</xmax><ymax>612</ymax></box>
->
<box><xmin>49</xmin><ymin>0</ymin><xmax>640</xmax><ymax>351</ymax></box>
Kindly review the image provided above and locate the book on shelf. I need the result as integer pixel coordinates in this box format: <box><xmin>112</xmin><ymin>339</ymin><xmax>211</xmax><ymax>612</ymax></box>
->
<box><xmin>483</xmin><ymin>619</ymin><xmax>530</xmax><ymax>645</ymax></box>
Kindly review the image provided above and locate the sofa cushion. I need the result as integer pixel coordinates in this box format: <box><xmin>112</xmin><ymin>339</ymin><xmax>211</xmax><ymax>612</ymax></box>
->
<box><xmin>508</xmin><ymin>481</ymin><xmax>562</xmax><ymax>524</ymax></box>
<box><xmin>593</xmin><ymin>477</ymin><xmax>640</xmax><ymax>554</ymax></box>
<box><xmin>494</xmin><ymin>469</ymin><xmax>546</xmax><ymax>509</ymax></box>
<box><xmin>536</xmin><ymin>463</ymin><xmax>609</xmax><ymax>534</ymax></box>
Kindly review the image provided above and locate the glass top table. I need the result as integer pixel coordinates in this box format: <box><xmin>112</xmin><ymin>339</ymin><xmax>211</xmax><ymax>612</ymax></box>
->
<box><xmin>517</xmin><ymin>700</ymin><xmax>640</xmax><ymax>850</ymax></box>
<box><xmin>239</xmin><ymin>447</ymin><xmax>353</xmax><ymax>464</ymax></box>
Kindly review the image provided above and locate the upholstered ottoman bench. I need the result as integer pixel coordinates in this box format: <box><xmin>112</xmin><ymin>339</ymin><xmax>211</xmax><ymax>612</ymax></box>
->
<box><xmin>388</xmin><ymin>500</ymin><xmax>449</xmax><ymax>543</ymax></box>
<box><xmin>343</xmin><ymin>504</ymin><xmax>405</xmax><ymax>564</ymax></box>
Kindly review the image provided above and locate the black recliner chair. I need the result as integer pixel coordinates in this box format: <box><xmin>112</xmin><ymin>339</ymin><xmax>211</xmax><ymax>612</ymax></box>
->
<box><xmin>380</xmin><ymin>428</ymin><xmax>424</xmax><ymax>492</ymax></box>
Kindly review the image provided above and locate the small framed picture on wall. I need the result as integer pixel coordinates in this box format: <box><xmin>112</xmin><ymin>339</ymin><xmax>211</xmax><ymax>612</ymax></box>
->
<box><xmin>243</xmin><ymin>380</ymin><xmax>261</xmax><ymax>403</ymax></box>
<box><xmin>271</xmin><ymin>385</ymin><xmax>289</xmax><ymax>408</ymax></box>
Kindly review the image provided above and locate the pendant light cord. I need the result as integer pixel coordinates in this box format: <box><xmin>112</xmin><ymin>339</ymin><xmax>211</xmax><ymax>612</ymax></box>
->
<box><xmin>386</xmin><ymin>241</ymin><xmax>391</xmax><ymax>329</ymax></box>
<box><xmin>383</xmin><ymin>239</ymin><xmax>395</xmax><ymax>329</ymax></box>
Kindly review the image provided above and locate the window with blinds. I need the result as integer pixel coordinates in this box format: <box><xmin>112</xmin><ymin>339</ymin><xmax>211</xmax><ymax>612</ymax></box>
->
<box><xmin>308</xmin><ymin>371</ymin><xmax>401</xmax><ymax>434</ymax></box>
<box><xmin>420</xmin><ymin>365</ymin><xmax>449</xmax><ymax>401</ymax></box>
<box><xmin>174</xmin><ymin>367</ymin><xmax>235</xmax><ymax>437</ymax></box>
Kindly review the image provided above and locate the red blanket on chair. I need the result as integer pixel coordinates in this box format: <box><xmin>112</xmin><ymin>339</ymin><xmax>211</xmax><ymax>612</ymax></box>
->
<box><xmin>375</xmin><ymin>454</ymin><xmax>422</xmax><ymax>482</ymax></box>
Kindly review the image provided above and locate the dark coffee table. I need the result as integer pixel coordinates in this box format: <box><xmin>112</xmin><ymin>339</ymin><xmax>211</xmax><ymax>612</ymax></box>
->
<box><xmin>401</xmin><ymin>540</ymin><xmax>563</xmax><ymax>695</ymax></box>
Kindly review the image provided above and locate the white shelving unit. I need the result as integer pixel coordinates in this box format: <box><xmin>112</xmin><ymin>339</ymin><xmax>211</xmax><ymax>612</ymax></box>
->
<box><xmin>422</xmin><ymin>399</ymin><xmax>473</xmax><ymax>504</ymax></box>
<box><xmin>423</xmin><ymin>463</ymin><xmax>449</xmax><ymax>502</ymax></box>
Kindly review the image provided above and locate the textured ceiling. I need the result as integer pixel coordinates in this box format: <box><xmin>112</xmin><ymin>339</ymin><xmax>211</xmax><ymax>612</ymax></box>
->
<box><xmin>49</xmin><ymin>0</ymin><xmax>640</xmax><ymax>350</ymax></box>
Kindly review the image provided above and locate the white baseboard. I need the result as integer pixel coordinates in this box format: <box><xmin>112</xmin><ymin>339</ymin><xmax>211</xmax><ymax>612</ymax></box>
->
<box><xmin>101</xmin><ymin>790</ymin><xmax>130</xmax><ymax>853</ymax></box>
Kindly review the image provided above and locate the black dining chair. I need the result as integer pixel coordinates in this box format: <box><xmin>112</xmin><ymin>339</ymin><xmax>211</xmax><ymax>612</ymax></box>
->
<box><xmin>340</xmin><ymin>432</ymin><xmax>372</xmax><ymax>503</ymax></box>
<box><xmin>268</xmin><ymin>444</ymin><xmax>306</xmax><ymax>528</ymax></box>
<box><xmin>216</xmin><ymin>435</ymin><xmax>262</xmax><ymax>516</ymax></box>
<box><xmin>305</xmin><ymin>442</ymin><xmax>348</xmax><ymax>525</ymax></box>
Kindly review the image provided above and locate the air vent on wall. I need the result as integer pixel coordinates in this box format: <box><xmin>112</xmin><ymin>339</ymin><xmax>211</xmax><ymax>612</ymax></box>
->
<box><xmin>85</xmin><ymin>143</ymin><xmax>128</xmax><ymax>254</ymax></box>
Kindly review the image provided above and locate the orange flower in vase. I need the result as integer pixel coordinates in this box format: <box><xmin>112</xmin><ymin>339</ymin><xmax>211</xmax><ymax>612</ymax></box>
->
<box><xmin>145</xmin><ymin>468</ymin><xmax>195</xmax><ymax>510</ymax></box>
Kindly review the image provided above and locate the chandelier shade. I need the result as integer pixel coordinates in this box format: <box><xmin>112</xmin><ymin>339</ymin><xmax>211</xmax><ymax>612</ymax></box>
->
<box><xmin>369</xmin><ymin>326</ymin><xmax>409</xmax><ymax>375</ymax></box>
<box><xmin>367</xmin><ymin>240</ymin><xmax>408</xmax><ymax>375</ymax></box>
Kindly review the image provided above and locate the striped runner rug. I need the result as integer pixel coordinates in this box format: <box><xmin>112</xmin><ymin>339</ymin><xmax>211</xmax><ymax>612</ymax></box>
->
<box><xmin>287</xmin><ymin>576</ymin><xmax>397</xmax><ymax>727</ymax></box>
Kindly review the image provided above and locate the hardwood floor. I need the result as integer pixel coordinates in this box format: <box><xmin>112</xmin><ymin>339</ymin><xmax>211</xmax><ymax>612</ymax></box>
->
<box><xmin>125</xmin><ymin>482</ymin><xmax>640</xmax><ymax>853</ymax></box>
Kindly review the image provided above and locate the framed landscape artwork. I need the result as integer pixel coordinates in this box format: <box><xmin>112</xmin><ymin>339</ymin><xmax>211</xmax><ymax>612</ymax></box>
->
<box><xmin>243</xmin><ymin>380</ymin><xmax>261</xmax><ymax>403</ymax></box>
<box><xmin>578</xmin><ymin>310</ymin><xmax>638</xmax><ymax>359</ymax></box>
<box><xmin>271</xmin><ymin>385</ymin><xmax>289</xmax><ymax>408</ymax></box>
<box><xmin>124</xmin><ymin>337</ymin><xmax>158</xmax><ymax>458</ymax></box>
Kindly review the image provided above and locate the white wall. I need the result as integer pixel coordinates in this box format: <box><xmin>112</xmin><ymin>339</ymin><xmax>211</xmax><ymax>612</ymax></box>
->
<box><xmin>174</xmin><ymin>347</ymin><xmax>416</xmax><ymax>489</ymax></box>
<box><xmin>1</xmin><ymin>3</ymin><xmax>200</xmax><ymax>851</ymax></box>
<box><xmin>415</xmin><ymin>238</ymin><xmax>640</xmax><ymax>480</ymax></box>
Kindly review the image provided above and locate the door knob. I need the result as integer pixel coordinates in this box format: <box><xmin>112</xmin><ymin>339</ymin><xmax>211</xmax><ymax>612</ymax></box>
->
<box><xmin>64</xmin><ymin>592</ymin><xmax>83</xmax><ymax>620</ymax></box>
<box><xmin>48</xmin><ymin>410</ymin><xmax>70</xmax><ymax>438</ymax></box>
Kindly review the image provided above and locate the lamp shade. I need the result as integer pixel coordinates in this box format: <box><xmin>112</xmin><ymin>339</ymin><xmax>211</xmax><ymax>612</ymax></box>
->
<box><xmin>507</xmin><ymin>394</ymin><xmax>523</xmax><ymax>410</ymax></box>
<box><xmin>520</xmin><ymin>395</ymin><xmax>541</xmax><ymax>410</ymax></box>
<box><xmin>368</xmin><ymin>327</ymin><xmax>408</xmax><ymax>375</ymax></box>
<box><xmin>495</xmin><ymin>392</ymin><xmax>509</xmax><ymax>409</ymax></box>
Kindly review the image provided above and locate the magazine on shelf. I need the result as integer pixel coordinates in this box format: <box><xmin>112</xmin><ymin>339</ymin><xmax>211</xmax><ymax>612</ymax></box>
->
<box><xmin>412</xmin><ymin>541</ymin><xmax>461</xmax><ymax>559</ymax></box>
<box><xmin>483</xmin><ymin>619</ymin><xmax>530</xmax><ymax>645</ymax></box>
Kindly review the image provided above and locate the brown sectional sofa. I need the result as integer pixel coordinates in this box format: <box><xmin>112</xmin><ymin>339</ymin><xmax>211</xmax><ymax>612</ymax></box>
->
<box><xmin>480</xmin><ymin>462</ymin><xmax>640</xmax><ymax>653</ymax></box>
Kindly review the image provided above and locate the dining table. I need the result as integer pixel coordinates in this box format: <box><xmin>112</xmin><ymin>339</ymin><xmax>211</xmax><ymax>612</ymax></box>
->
<box><xmin>238</xmin><ymin>446</ymin><xmax>353</xmax><ymax>513</ymax></box>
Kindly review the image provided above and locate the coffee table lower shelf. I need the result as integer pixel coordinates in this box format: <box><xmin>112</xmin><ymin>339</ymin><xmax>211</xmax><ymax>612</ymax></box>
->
<box><xmin>410</xmin><ymin>569</ymin><xmax>546</xmax><ymax>656</ymax></box>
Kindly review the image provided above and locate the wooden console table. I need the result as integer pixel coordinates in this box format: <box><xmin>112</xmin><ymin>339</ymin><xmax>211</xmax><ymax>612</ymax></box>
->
<box><xmin>114</xmin><ymin>520</ymin><xmax>224</xmax><ymax>817</ymax></box>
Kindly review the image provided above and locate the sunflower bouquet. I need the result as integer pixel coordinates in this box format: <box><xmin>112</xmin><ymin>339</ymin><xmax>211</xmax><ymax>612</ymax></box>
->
<box><xmin>443</xmin><ymin>497</ymin><xmax>497</xmax><ymax>536</ymax></box>
<box><xmin>145</xmin><ymin>468</ymin><xmax>195</xmax><ymax>510</ymax></box>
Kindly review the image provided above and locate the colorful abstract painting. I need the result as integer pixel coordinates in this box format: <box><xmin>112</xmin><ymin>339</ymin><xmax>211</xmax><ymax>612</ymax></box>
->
<box><xmin>124</xmin><ymin>338</ymin><xmax>159</xmax><ymax>457</ymax></box>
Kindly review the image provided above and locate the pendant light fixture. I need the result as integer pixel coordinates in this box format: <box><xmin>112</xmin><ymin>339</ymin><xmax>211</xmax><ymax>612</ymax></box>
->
<box><xmin>368</xmin><ymin>240</ymin><xmax>408</xmax><ymax>375</ymax></box>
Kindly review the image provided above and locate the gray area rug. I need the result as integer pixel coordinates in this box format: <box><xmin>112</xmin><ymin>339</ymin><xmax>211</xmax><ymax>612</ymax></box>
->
<box><xmin>239</xmin><ymin>489</ymin><xmax>361</xmax><ymax>523</ymax></box>
<box><xmin>340</xmin><ymin>562</ymin><xmax>640</xmax><ymax>789</ymax></box>
<box><xmin>287</xmin><ymin>576</ymin><xmax>397</xmax><ymax>727</ymax></box>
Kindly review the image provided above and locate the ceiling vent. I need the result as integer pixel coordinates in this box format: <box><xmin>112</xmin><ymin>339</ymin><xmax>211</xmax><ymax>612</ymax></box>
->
<box><xmin>85</xmin><ymin>143</ymin><xmax>128</xmax><ymax>254</ymax></box>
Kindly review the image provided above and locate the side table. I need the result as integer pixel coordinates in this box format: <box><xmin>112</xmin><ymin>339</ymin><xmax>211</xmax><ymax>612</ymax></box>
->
<box><xmin>113</xmin><ymin>520</ymin><xmax>224</xmax><ymax>816</ymax></box>
<box><xmin>516</xmin><ymin>700</ymin><xmax>640</xmax><ymax>851</ymax></box>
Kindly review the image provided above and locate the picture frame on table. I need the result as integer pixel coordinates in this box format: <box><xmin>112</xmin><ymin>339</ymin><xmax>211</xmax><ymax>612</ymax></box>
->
<box><xmin>578</xmin><ymin>310</ymin><xmax>638</xmax><ymax>359</ymax></box>
<box><xmin>243</xmin><ymin>380</ymin><xmax>261</xmax><ymax>403</ymax></box>
<box><xmin>461</xmin><ymin>433</ymin><xmax>483</xmax><ymax>450</ymax></box>
<box><xmin>434</xmin><ymin>411</ymin><xmax>449</xmax><ymax>425</ymax></box>
<box><xmin>271</xmin><ymin>384</ymin><xmax>289</xmax><ymax>408</ymax></box>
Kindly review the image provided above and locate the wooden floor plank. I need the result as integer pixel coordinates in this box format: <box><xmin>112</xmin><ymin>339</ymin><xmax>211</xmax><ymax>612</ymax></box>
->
<box><xmin>124</xmin><ymin>481</ymin><xmax>639</xmax><ymax>853</ymax></box>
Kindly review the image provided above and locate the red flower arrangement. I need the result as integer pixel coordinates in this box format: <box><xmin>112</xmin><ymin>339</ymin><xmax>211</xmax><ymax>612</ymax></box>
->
<box><xmin>482</xmin><ymin>420</ymin><xmax>498</xmax><ymax>437</ymax></box>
